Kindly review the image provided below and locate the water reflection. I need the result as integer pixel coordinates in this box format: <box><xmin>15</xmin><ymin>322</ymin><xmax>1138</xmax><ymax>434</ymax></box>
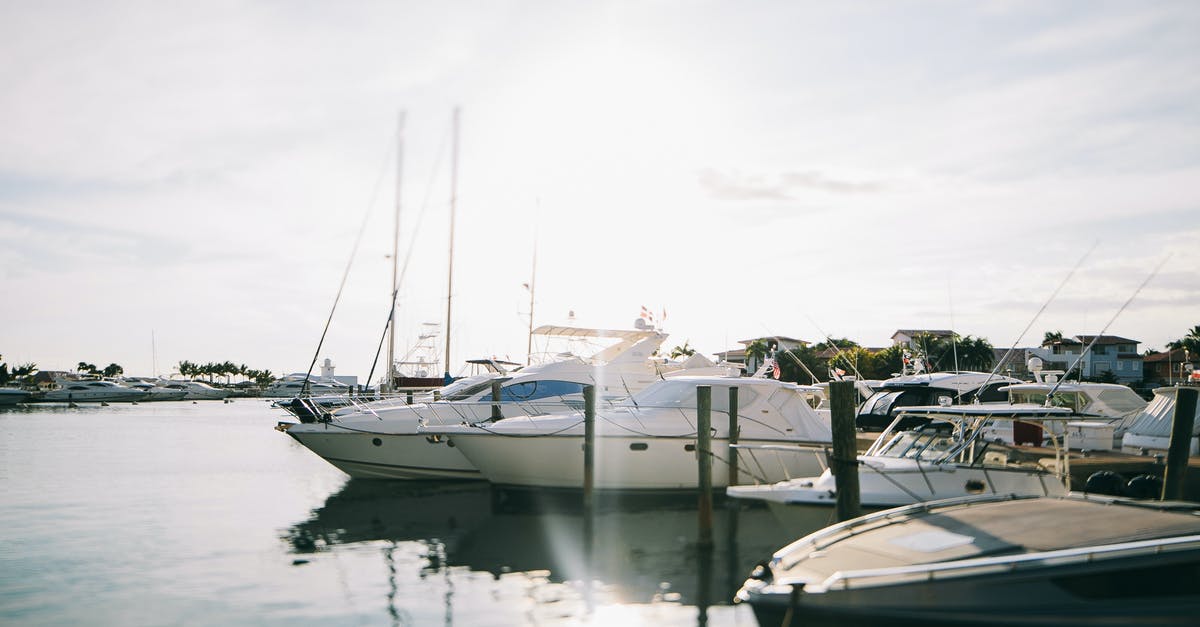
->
<box><xmin>284</xmin><ymin>480</ymin><xmax>810</xmax><ymax>618</ymax></box>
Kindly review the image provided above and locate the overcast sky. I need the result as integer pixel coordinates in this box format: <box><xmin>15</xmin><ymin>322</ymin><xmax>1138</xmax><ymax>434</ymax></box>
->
<box><xmin>2</xmin><ymin>1</ymin><xmax>1198</xmax><ymax>381</ymax></box>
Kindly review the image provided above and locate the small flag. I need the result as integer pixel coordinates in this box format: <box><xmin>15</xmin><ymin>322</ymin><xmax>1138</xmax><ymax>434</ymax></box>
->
<box><xmin>772</xmin><ymin>361</ymin><xmax>781</xmax><ymax>380</ymax></box>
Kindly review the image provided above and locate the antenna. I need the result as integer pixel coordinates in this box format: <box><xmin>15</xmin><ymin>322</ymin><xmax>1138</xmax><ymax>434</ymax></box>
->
<box><xmin>386</xmin><ymin>110</ymin><xmax>405</xmax><ymax>392</ymax></box>
<box><xmin>444</xmin><ymin>107</ymin><xmax>459</xmax><ymax>384</ymax></box>
<box><xmin>804</xmin><ymin>316</ymin><xmax>867</xmax><ymax>382</ymax></box>
<box><xmin>948</xmin><ymin>278</ymin><xmax>959</xmax><ymax>372</ymax></box>
<box><xmin>1047</xmin><ymin>254</ymin><xmax>1171</xmax><ymax>402</ymax></box>
<box><xmin>526</xmin><ymin>199</ymin><xmax>539</xmax><ymax>365</ymax></box>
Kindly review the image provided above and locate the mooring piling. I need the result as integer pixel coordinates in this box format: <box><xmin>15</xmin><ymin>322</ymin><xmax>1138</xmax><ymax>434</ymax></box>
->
<box><xmin>1163</xmin><ymin>387</ymin><xmax>1199</xmax><ymax>501</ymax></box>
<box><xmin>829</xmin><ymin>379</ymin><xmax>861</xmax><ymax>522</ymax></box>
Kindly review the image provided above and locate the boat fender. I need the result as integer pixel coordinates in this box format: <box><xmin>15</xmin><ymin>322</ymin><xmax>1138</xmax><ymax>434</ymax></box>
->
<box><xmin>1125</xmin><ymin>474</ymin><xmax>1163</xmax><ymax>499</ymax></box>
<box><xmin>1084</xmin><ymin>470</ymin><xmax>1126</xmax><ymax>496</ymax></box>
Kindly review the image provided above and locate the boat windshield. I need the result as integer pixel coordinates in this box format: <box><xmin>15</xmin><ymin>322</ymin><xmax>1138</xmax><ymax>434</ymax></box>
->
<box><xmin>1011</xmin><ymin>390</ymin><xmax>1084</xmax><ymax>411</ymax></box>
<box><xmin>873</xmin><ymin>420</ymin><xmax>962</xmax><ymax>461</ymax></box>
<box><xmin>440</xmin><ymin>378</ymin><xmax>508</xmax><ymax>402</ymax></box>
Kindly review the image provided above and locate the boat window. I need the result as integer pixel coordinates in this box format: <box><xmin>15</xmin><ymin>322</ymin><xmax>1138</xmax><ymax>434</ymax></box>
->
<box><xmin>974</xmin><ymin>382</ymin><xmax>1011</xmax><ymax>403</ymax></box>
<box><xmin>875</xmin><ymin>421</ymin><xmax>957</xmax><ymax>460</ymax></box>
<box><xmin>859</xmin><ymin>389</ymin><xmax>930</xmax><ymax>417</ymax></box>
<box><xmin>768</xmin><ymin>388</ymin><xmax>804</xmax><ymax>417</ymax></box>
<box><xmin>1096</xmin><ymin>389</ymin><xmax>1147</xmax><ymax>413</ymax></box>
<box><xmin>1047</xmin><ymin>392</ymin><xmax>1083</xmax><ymax>412</ymax></box>
<box><xmin>488</xmin><ymin>380</ymin><xmax>586</xmax><ymax>402</ymax></box>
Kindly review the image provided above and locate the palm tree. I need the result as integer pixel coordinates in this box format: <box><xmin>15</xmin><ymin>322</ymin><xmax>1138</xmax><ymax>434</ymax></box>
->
<box><xmin>12</xmin><ymin>362</ymin><xmax>37</xmax><ymax>386</ymax></box>
<box><xmin>1042</xmin><ymin>330</ymin><xmax>1064</xmax><ymax>346</ymax></box>
<box><xmin>669</xmin><ymin>341</ymin><xmax>696</xmax><ymax>359</ymax></box>
<box><xmin>1167</xmin><ymin>325</ymin><xmax>1200</xmax><ymax>354</ymax></box>
<box><xmin>102</xmin><ymin>363</ymin><xmax>124</xmax><ymax>377</ymax></box>
<box><xmin>744</xmin><ymin>339</ymin><xmax>770</xmax><ymax>373</ymax></box>
<box><xmin>77</xmin><ymin>362</ymin><xmax>98</xmax><ymax>375</ymax></box>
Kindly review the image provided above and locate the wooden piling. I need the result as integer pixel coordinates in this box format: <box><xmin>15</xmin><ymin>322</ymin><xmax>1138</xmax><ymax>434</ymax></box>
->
<box><xmin>727</xmin><ymin>386</ymin><xmax>740</xmax><ymax>488</ymax></box>
<box><xmin>406</xmin><ymin>390</ymin><xmax>413</xmax><ymax>405</ymax></box>
<box><xmin>491</xmin><ymin>380</ymin><xmax>503</xmax><ymax>421</ymax></box>
<box><xmin>582</xmin><ymin>385</ymin><xmax>596</xmax><ymax>614</ymax></box>
<box><xmin>697</xmin><ymin>385</ymin><xmax>714</xmax><ymax>548</ymax></box>
<box><xmin>1163</xmin><ymin>387</ymin><xmax>1199</xmax><ymax>501</ymax></box>
<box><xmin>829</xmin><ymin>380</ymin><xmax>861</xmax><ymax>522</ymax></box>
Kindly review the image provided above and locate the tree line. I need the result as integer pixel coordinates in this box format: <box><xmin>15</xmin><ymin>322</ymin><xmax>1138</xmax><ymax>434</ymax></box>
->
<box><xmin>175</xmin><ymin>361</ymin><xmax>275</xmax><ymax>385</ymax></box>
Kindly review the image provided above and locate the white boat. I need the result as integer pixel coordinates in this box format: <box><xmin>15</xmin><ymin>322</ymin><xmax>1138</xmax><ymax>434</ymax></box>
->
<box><xmin>421</xmin><ymin>375</ymin><xmax>832</xmax><ymax>490</ymax></box>
<box><xmin>0</xmin><ymin>388</ymin><xmax>31</xmax><ymax>406</ymax></box>
<box><xmin>260</xmin><ymin>375</ymin><xmax>349</xmax><ymax>398</ymax></box>
<box><xmin>727</xmin><ymin>404</ymin><xmax>1076</xmax><ymax>528</ymax></box>
<box><xmin>40</xmin><ymin>379</ymin><xmax>147</xmax><ymax>403</ymax></box>
<box><xmin>736</xmin><ymin>492</ymin><xmax>1200</xmax><ymax>626</ymax></box>
<box><xmin>158</xmin><ymin>380</ymin><xmax>232</xmax><ymax>400</ymax></box>
<box><xmin>119</xmin><ymin>377</ymin><xmax>188</xmax><ymax>401</ymax></box>
<box><xmin>278</xmin><ymin>324</ymin><xmax>733</xmax><ymax>480</ymax></box>
<box><xmin>1121</xmin><ymin>385</ymin><xmax>1200</xmax><ymax>454</ymax></box>
<box><xmin>855</xmin><ymin>370</ymin><xmax>1022</xmax><ymax>430</ymax></box>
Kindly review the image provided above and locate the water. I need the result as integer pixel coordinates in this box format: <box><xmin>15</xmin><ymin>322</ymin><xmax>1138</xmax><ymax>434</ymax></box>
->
<box><xmin>0</xmin><ymin>400</ymin><xmax>812</xmax><ymax>626</ymax></box>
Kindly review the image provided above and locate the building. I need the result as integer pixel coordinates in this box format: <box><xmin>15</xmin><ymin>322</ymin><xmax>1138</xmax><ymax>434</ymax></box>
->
<box><xmin>1026</xmin><ymin>335</ymin><xmax>1142</xmax><ymax>383</ymax></box>
<box><xmin>714</xmin><ymin>336</ymin><xmax>808</xmax><ymax>374</ymax></box>
<box><xmin>891</xmin><ymin>329</ymin><xmax>956</xmax><ymax>348</ymax></box>
<box><xmin>1143</xmin><ymin>349</ymin><xmax>1199</xmax><ymax>385</ymax></box>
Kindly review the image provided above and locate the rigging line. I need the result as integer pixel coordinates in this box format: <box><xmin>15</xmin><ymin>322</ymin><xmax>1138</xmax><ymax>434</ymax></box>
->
<box><xmin>1048</xmin><ymin>253</ymin><xmax>1172</xmax><ymax>401</ymax></box>
<box><xmin>948</xmin><ymin>277</ymin><xmax>959</xmax><ymax>373</ymax></box>
<box><xmin>303</xmin><ymin>132</ymin><xmax>396</xmax><ymax>395</ymax></box>
<box><xmin>364</xmin><ymin>121</ymin><xmax>454</xmax><ymax>387</ymax></box>
<box><xmin>976</xmin><ymin>242</ymin><xmax>1097</xmax><ymax>399</ymax></box>
<box><xmin>803</xmin><ymin>315</ymin><xmax>866</xmax><ymax>381</ymax></box>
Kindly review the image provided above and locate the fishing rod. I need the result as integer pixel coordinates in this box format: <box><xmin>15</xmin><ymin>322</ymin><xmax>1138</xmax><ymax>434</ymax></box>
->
<box><xmin>974</xmin><ymin>242</ymin><xmax>1097</xmax><ymax>400</ymax></box>
<box><xmin>1046</xmin><ymin>254</ymin><xmax>1172</xmax><ymax>403</ymax></box>
<box><xmin>804</xmin><ymin>315</ymin><xmax>867</xmax><ymax>382</ymax></box>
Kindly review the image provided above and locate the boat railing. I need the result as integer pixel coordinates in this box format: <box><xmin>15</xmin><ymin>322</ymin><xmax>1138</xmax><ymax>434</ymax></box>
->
<box><xmin>791</xmin><ymin>532</ymin><xmax>1200</xmax><ymax>593</ymax></box>
<box><xmin>730</xmin><ymin>443</ymin><xmax>830</xmax><ymax>484</ymax></box>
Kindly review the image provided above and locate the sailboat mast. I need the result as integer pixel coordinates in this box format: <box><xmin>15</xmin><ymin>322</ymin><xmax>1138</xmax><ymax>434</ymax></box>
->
<box><xmin>444</xmin><ymin>107</ymin><xmax>459</xmax><ymax>382</ymax></box>
<box><xmin>526</xmin><ymin>217</ymin><xmax>538</xmax><ymax>365</ymax></box>
<box><xmin>387</xmin><ymin>111</ymin><xmax>405</xmax><ymax>392</ymax></box>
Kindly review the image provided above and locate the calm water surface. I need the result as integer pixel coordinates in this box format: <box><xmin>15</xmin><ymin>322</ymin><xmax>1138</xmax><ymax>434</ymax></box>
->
<box><xmin>0</xmin><ymin>400</ymin><xmax>820</xmax><ymax>625</ymax></box>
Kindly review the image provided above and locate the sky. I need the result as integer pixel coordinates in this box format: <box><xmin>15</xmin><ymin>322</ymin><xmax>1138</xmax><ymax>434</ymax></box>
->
<box><xmin>1</xmin><ymin>1</ymin><xmax>1198</xmax><ymax>382</ymax></box>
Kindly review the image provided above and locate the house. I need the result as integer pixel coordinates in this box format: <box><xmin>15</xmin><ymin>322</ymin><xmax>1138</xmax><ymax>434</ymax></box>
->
<box><xmin>891</xmin><ymin>329</ymin><xmax>956</xmax><ymax>348</ymax></box>
<box><xmin>1026</xmin><ymin>335</ymin><xmax>1142</xmax><ymax>383</ymax></box>
<box><xmin>714</xmin><ymin>335</ymin><xmax>808</xmax><ymax>374</ymax></box>
<box><xmin>1143</xmin><ymin>349</ymin><xmax>1199</xmax><ymax>385</ymax></box>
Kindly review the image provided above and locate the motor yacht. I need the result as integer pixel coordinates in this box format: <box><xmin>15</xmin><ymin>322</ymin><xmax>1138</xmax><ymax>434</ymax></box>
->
<box><xmin>727</xmin><ymin>404</ymin><xmax>1077</xmax><ymax>529</ymax></box>
<box><xmin>421</xmin><ymin>375</ymin><xmax>832</xmax><ymax>490</ymax></box>
<box><xmin>40</xmin><ymin>379</ymin><xmax>146</xmax><ymax>403</ymax></box>
<box><xmin>260</xmin><ymin>375</ymin><xmax>348</xmax><ymax>398</ymax></box>
<box><xmin>0</xmin><ymin>388</ymin><xmax>31</xmax><ymax>406</ymax></box>
<box><xmin>119</xmin><ymin>377</ymin><xmax>188</xmax><ymax>401</ymax></box>
<box><xmin>159</xmin><ymin>380</ymin><xmax>232</xmax><ymax>400</ymax></box>
<box><xmin>736</xmin><ymin>492</ymin><xmax>1200</xmax><ymax>626</ymax></box>
<box><xmin>278</xmin><ymin>324</ymin><xmax>729</xmax><ymax>480</ymax></box>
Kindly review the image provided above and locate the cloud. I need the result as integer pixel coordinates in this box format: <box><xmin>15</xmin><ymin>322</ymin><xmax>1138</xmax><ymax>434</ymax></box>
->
<box><xmin>697</xmin><ymin>168</ymin><xmax>886</xmax><ymax>201</ymax></box>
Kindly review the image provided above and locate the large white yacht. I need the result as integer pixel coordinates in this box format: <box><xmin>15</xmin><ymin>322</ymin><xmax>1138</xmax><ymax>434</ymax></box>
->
<box><xmin>421</xmin><ymin>375</ymin><xmax>832</xmax><ymax>490</ymax></box>
<box><xmin>40</xmin><ymin>378</ymin><xmax>147</xmax><ymax>403</ymax></box>
<box><xmin>855</xmin><ymin>370</ymin><xmax>1022</xmax><ymax>430</ymax></box>
<box><xmin>278</xmin><ymin>324</ymin><xmax>729</xmax><ymax>480</ymax></box>
<box><xmin>119</xmin><ymin>377</ymin><xmax>188</xmax><ymax>401</ymax></box>
<box><xmin>0</xmin><ymin>388</ymin><xmax>31</xmax><ymax>406</ymax></box>
<box><xmin>260</xmin><ymin>375</ymin><xmax>350</xmax><ymax>398</ymax></box>
<box><xmin>158</xmin><ymin>380</ymin><xmax>232</xmax><ymax>400</ymax></box>
<box><xmin>1121</xmin><ymin>386</ymin><xmax>1200</xmax><ymax>454</ymax></box>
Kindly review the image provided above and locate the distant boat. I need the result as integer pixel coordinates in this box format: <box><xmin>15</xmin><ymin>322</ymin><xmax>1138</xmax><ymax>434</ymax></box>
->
<box><xmin>260</xmin><ymin>375</ymin><xmax>349</xmax><ymax>398</ymax></box>
<box><xmin>856</xmin><ymin>370</ymin><xmax>1023</xmax><ymax>431</ymax></box>
<box><xmin>737</xmin><ymin>492</ymin><xmax>1200</xmax><ymax>626</ymax></box>
<box><xmin>1121</xmin><ymin>385</ymin><xmax>1200</xmax><ymax>454</ymax></box>
<box><xmin>119</xmin><ymin>377</ymin><xmax>187</xmax><ymax>401</ymax></box>
<box><xmin>158</xmin><ymin>380</ymin><xmax>232</xmax><ymax>401</ymax></box>
<box><xmin>0</xmin><ymin>388</ymin><xmax>31</xmax><ymax>406</ymax></box>
<box><xmin>40</xmin><ymin>379</ymin><xmax>146</xmax><ymax>403</ymax></box>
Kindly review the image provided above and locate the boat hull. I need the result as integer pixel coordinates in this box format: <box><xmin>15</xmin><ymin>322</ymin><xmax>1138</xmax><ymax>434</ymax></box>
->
<box><xmin>283</xmin><ymin>427</ymin><xmax>480</xmax><ymax>480</ymax></box>
<box><xmin>446</xmin><ymin>432</ymin><xmax>828</xmax><ymax>490</ymax></box>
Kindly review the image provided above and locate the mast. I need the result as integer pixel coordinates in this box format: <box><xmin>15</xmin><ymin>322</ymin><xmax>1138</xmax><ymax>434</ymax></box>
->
<box><xmin>386</xmin><ymin>111</ymin><xmax>405</xmax><ymax>392</ymax></box>
<box><xmin>443</xmin><ymin>107</ymin><xmax>459</xmax><ymax>383</ymax></box>
<box><xmin>526</xmin><ymin>219</ymin><xmax>538</xmax><ymax>365</ymax></box>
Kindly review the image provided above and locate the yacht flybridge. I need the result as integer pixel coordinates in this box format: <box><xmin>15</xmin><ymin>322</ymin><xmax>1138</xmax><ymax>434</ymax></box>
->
<box><xmin>278</xmin><ymin>323</ymin><xmax>734</xmax><ymax>480</ymax></box>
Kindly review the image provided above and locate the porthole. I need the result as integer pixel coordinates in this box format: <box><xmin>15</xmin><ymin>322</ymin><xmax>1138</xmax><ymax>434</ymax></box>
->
<box><xmin>629</xmin><ymin>442</ymin><xmax>648</xmax><ymax>451</ymax></box>
<box><xmin>684</xmin><ymin>443</ymin><xmax>696</xmax><ymax>452</ymax></box>
<box><xmin>372</xmin><ymin>438</ymin><xmax>382</xmax><ymax>447</ymax></box>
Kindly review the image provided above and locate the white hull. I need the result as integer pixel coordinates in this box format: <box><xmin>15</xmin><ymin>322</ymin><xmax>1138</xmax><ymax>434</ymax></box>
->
<box><xmin>284</xmin><ymin>427</ymin><xmax>479</xmax><ymax>480</ymax></box>
<box><xmin>446</xmin><ymin>432</ymin><xmax>827</xmax><ymax>490</ymax></box>
<box><xmin>41</xmin><ymin>389</ymin><xmax>145</xmax><ymax>403</ymax></box>
<box><xmin>729</xmin><ymin>460</ymin><xmax>1068</xmax><ymax>511</ymax></box>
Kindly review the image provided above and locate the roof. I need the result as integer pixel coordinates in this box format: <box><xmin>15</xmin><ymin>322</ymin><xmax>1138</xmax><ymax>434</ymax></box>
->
<box><xmin>1075</xmin><ymin>335</ymin><xmax>1139</xmax><ymax>345</ymax></box>
<box><xmin>530</xmin><ymin>325</ymin><xmax>660</xmax><ymax>340</ymax></box>
<box><xmin>892</xmin><ymin>329</ymin><xmax>955</xmax><ymax>339</ymax></box>
<box><xmin>737</xmin><ymin>336</ymin><xmax>808</xmax><ymax>346</ymax></box>
<box><xmin>1144</xmin><ymin>349</ymin><xmax>1199</xmax><ymax>364</ymax></box>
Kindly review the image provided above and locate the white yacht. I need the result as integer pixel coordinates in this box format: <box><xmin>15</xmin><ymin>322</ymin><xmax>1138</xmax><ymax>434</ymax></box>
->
<box><xmin>1121</xmin><ymin>386</ymin><xmax>1200</xmax><ymax>454</ymax></box>
<box><xmin>158</xmin><ymin>380</ymin><xmax>232</xmax><ymax>401</ymax></box>
<box><xmin>736</xmin><ymin>492</ymin><xmax>1200</xmax><ymax>626</ymax></box>
<box><xmin>278</xmin><ymin>324</ymin><xmax>727</xmax><ymax>480</ymax></box>
<box><xmin>41</xmin><ymin>379</ymin><xmax>147</xmax><ymax>403</ymax></box>
<box><xmin>0</xmin><ymin>388</ymin><xmax>31</xmax><ymax>406</ymax></box>
<box><xmin>119</xmin><ymin>377</ymin><xmax>188</xmax><ymax>401</ymax></box>
<box><xmin>727</xmin><ymin>404</ymin><xmax>1076</xmax><ymax>529</ymax></box>
<box><xmin>260</xmin><ymin>375</ymin><xmax>349</xmax><ymax>398</ymax></box>
<box><xmin>421</xmin><ymin>375</ymin><xmax>833</xmax><ymax>490</ymax></box>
